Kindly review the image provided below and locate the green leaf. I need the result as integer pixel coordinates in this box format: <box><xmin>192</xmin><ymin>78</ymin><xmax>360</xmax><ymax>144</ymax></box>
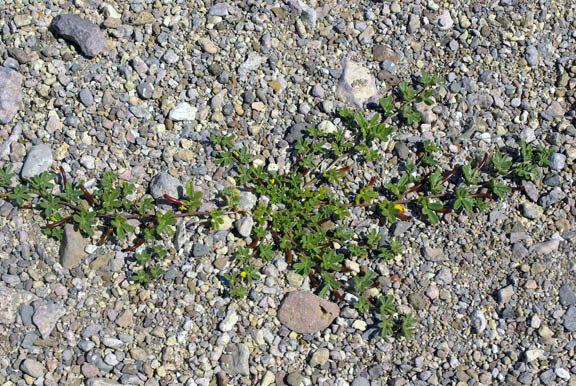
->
<box><xmin>490</xmin><ymin>179</ymin><xmax>511</xmax><ymax>200</ymax></box>
<box><xmin>294</xmin><ymin>256</ymin><xmax>314</xmax><ymax>275</ymax></box>
<box><xmin>353</xmin><ymin>271</ymin><xmax>375</xmax><ymax>293</ymax></box>
<box><xmin>9</xmin><ymin>185</ymin><xmax>30</xmax><ymax>207</ymax></box>
<box><xmin>155</xmin><ymin>211</ymin><xmax>176</xmax><ymax>236</ymax></box>
<box><xmin>535</xmin><ymin>143</ymin><xmax>553</xmax><ymax>167</ymax></box>
<box><xmin>429</xmin><ymin>168</ymin><xmax>443</xmax><ymax>194</ymax></box>
<box><xmin>400</xmin><ymin>314</ymin><xmax>417</xmax><ymax>338</ymax></box>
<box><xmin>132</xmin><ymin>271</ymin><xmax>151</xmax><ymax>284</ymax></box>
<box><xmin>137</xmin><ymin>196</ymin><xmax>154</xmax><ymax>216</ymax></box>
<box><xmin>319</xmin><ymin>250</ymin><xmax>344</xmax><ymax>271</ymax></box>
<box><xmin>30</xmin><ymin>172</ymin><xmax>55</xmax><ymax>195</ymax></box>
<box><xmin>72</xmin><ymin>209</ymin><xmax>96</xmax><ymax>237</ymax></box>
<box><xmin>111</xmin><ymin>215</ymin><xmax>134</xmax><ymax>241</ymax></box>
<box><xmin>462</xmin><ymin>163</ymin><xmax>479</xmax><ymax>185</ymax></box>
<box><xmin>492</xmin><ymin>152</ymin><xmax>512</xmax><ymax>175</ymax></box>
<box><xmin>401</xmin><ymin>106</ymin><xmax>421</xmax><ymax>124</ymax></box>
<box><xmin>354</xmin><ymin>296</ymin><xmax>371</xmax><ymax>315</ymax></box>
<box><xmin>378</xmin><ymin>317</ymin><xmax>395</xmax><ymax>337</ymax></box>
<box><xmin>379</xmin><ymin>95</ymin><xmax>395</xmax><ymax>116</ymax></box>
<box><xmin>0</xmin><ymin>164</ymin><xmax>15</xmax><ymax>186</ymax></box>
<box><xmin>39</xmin><ymin>195</ymin><xmax>60</xmax><ymax>217</ymax></box>
<box><xmin>379</xmin><ymin>295</ymin><xmax>396</xmax><ymax>315</ymax></box>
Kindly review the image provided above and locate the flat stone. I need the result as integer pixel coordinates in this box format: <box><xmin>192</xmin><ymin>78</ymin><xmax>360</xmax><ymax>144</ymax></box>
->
<box><xmin>226</xmin><ymin>343</ymin><xmax>250</xmax><ymax>376</ymax></box>
<box><xmin>168</xmin><ymin>102</ymin><xmax>197</xmax><ymax>121</ymax></box>
<box><xmin>50</xmin><ymin>14</ymin><xmax>107</xmax><ymax>57</ymax></box>
<box><xmin>235</xmin><ymin>216</ymin><xmax>254</xmax><ymax>238</ymax></box>
<box><xmin>20</xmin><ymin>359</ymin><xmax>45</xmax><ymax>378</ymax></box>
<box><xmin>0</xmin><ymin>285</ymin><xmax>38</xmax><ymax>324</ymax></box>
<box><xmin>470</xmin><ymin>310</ymin><xmax>487</xmax><ymax>333</ymax></box>
<box><xmin>277</xmin><ymin>291</ymin><xmax>339</xmax><ymax>334</ymax></box>
<box><xmin>421</xmin><ymin>246</ymin><xmax>446</xmax><ymax>262</ymax></box>
<box><xmin>336</xmin><ymin>58</ymin><xmax>379</xmax><ymax>108</ymax></box>
<box><xmin>237</xmin><ymin>52</ymin><xmax>264</xmax><ymax>78</ymax></box>
<box><xmin>86</xmin><ymin>379</ymin><xmax>123</xmax><ymax>386</ymax></box>
<box><xmin>310</xmin><ymin>348</ymin><xmax>330</xmax><ymax>367</ymax></box>
<box><xmin>373</xmin><ymin>45</ymin><xmax>399</xmax><ymax>63</ymax></box>
<box><xmin>32</xmin><ymin>300</ymin><xmax>66</xmax><ymax>339</ymax></box>
<box><xmin>208</xmin><ymin>3</ymin><xmax>228</xmax><ymax>17</ymax></box>
<box><xmin>0</xmin><ymin>66</ymin><xmax>23</xmax><ymax>124</ymax></box>
<box><xmin>21</xmin><ymin>144</ymin><xmax>53</xmax><ymax>180</ymax></box>
<box><xmin>219</xmin><ymin>308</ymin><xmax>239</xmax><ymax>332</ymax></box>
<box><xmin>60</xmin><ymin>224</ymin><xmax>86</xmax><ymax>269</ymax></box>
<box><xmin>533</xmin><ymin>239</ymin><xmax>560</xmax><ymax>255</ymax></box>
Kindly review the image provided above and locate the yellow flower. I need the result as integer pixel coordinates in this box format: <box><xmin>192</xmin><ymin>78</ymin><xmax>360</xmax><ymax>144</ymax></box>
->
<box><xmin>179</xmin><ymin>205</ymin><xmax>187</xmax><ymax>211</ymax></box>
<box><xmin>50</xmin><ymin>216</ymin><xmax>57</xmax><ymax>221</ymax></box>
<box><xmin>393</xmin><ymin>204</ymin><xmax>406</xmax><ymax>213</ymax></box>
<box><xmin>240</xmin><ymin>271</ymin><xmax>247</xmax><ymax>278</ymax></box>
<box><xmin>270</xmin><ymin>178</ymin><xmax>275</xmax><ymax>185</ymax></box>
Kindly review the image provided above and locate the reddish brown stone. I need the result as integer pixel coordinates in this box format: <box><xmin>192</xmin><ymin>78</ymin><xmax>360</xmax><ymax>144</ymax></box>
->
<box><xmin>277</xmin><ymin>291</ymin><xmax>339</xmax><ymax>334</ymax></box>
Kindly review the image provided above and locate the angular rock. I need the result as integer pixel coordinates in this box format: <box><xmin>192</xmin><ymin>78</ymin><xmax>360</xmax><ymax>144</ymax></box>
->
<box><xmin>32</xmin><ymin>300</ymin><xmax>66</xmax><ymax>339</ymax></box>
<box><xmin>0</xmin><ymin>285</ymin><xmax>38</xmax><ymax>324</ymax></box>
<box><xmin>559</xmin><ymin>284</ymin><xmax>576</xmax><ymax>307</ymax></box>
<box><xmin>50</xmin><ymin>14</ymin><xmax>107</xmax><ymax>57</ymax></box>
<box><xmin>277</xmin><ymin>291</ymin><xmax>339</xmax><ymax>333</ymax></box>
<box><xmin>470</xmin><ymin>310</ymin><xmax>487</xmax><ymax>333</ymax></box>
<box><xmin>498</xmin><ymin>285</ymin><xmax>515</xmax><ymax>304</ymax></box>
<box><xmin>60</xmin><ymin>224</ymin><xmax>86</xmax><ymax>269</ymax></box>
<box><xmin>21</xmin><ymin>144</ymin><xmax>53</xmax><ymax>180</ymax></box>
<box><xmin>0</xmin><ymin>66</ymin><xmax>23</xmax><ymax>124</ymax></box>
<box><xmin>208</xmin><ymin>3</ymin><xmax>229</xmax><ymax>17</ymax></box>
<box><xmin>219</xmin><ymin>308</ymin><xmax>239</xmax><ymax>332</ymax></box>
<box><xmin>421</xmin><ymin>246</ymin><xmax>446</xmax><ymax>262</ymax></box>
<box><xmin>237</xmin><ymin>52</ymin><xmax>264</xmax><ymax>78</ymax></box>
<box><xmin>533</xmin><ymin>239</ymin><xmax>560</xmax><ymax>255</ymax></box>
<box><xmin>336</xmin><ymin>58</ymin><xmax>378</xmax><ymax>108</ymax></box>
<box><xmin>235</xmin><ymin>216</ymin><xmax>254</xmax><ymax>238</ymax></box>
<box><xmin>149</xmin><ymin>172</ymin><xmax>182</xmax><ymax>199</ymax></box>
<box><xmin>310</xmin><ymin>347</ymin><xmax>330</xmax><ymax>367</ymax></box>
<box><xmin>565</xmin><ymin>306</ymin><xmax>576</xmax><ymax>332</ymax></box>
<box><xmin>168</xmin><ymin>102</ymin><xmax>197</xmax><ymax>121</ymax></box>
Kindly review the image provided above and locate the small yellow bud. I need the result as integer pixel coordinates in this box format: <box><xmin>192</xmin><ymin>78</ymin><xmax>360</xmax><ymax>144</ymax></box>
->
<box><xmin>179</xmin><ymin>205</ymin><xmax>187</xmax><ymax>211</ymax></box>
<box><xmin>50</xmin><ymin>216</ymin><xmax>57</xmax><ymax>221</ymax></box>
<box><xmin>240</xmin><ymin>271</ymin><xmax>247</xmax><ymax>278</ymax></box>
<box><xmin>393</xmin><ymin>204</ymin><xmax>406</xmax><ymax>213</ymax></box>
<box><xmin>270</xmin><ymin>178</ymin><xmax>275</xmax><ymax>185</ymax></box>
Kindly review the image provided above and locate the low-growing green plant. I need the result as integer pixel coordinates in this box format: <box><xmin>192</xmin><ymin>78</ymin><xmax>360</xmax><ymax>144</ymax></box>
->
<box><xmin>0</xmin><ymin>71</ymin><xmax>556</xmax><ymax>339</ymax></box>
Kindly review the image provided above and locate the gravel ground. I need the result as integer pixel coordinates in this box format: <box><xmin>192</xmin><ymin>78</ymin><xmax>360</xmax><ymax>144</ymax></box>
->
<box><xmin>0</xmin><ymin>0</ymin><xmax>575</xmax><ymax>385</ymax></box>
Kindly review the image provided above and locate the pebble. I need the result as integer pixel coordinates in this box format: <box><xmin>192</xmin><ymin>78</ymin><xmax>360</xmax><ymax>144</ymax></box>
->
<box><xmin>50</xmin><ymin>14</ymin><xmax>107</xmax><ymax>57</ymax></box>
<box><xmin>550</xmin><ymin>153</ymin><xmax>566</xmax><ymax>170</ymax></box>
<box><xmin>498</xmin><ymin>285</ymin><xmax>515</xmax><ymax>304</ymax></box>
<box><xmin>21</xmin><ymin>144</ymin><xmax>53</xmax><ymax>179</ymax></box>
<box><xmin>437</xmin><ymin>10</ymin><xmax>454</xmax><ymax>30</ymax></box>
<box><xmin>78</xmin><ymin>89</ymin><xmax>94</xmax><ymax>107</ymax></box>
<box><xmin>351</xmin><ymin>377</ymin><xmax>371</xmax><ymax>386</ymax></box>
<box><xmin>169</xmin><ymin>102</ymin><xmax>197</xmax><ymax>121</ymax></box>
<box><xmin>20</xmin><ymin>359</ymin><xmax>45</xmax><ymax>378</ymax></box>
<box><xmin>235</xmin><ymin>216</ymin><xmax>254</xmax><ymax>238</ymax></box>
<box><xmin>564</xmin><ymin>306</ymin><xmax>576</xmax><ymax>332</ymax></box>
<box><xmin>0</xmin><ymin>66</ymin><xmax>23</xmax><ymax>124</ymax></box>
<box><xmin>470</xmin><ymin>310</ymin><xmax>487</xmax><ymax>333</ymax></box>
<box><xmin>219</xmin><ymin>308</ymin><xmax>239</xmax><ymax>332</ymax></box>
<box><xmin>286</xmin><ymin>371</ymin><xmax>305</xmax><ymax>386</ymax></box>
<box><xmin>208</xmin><ymin>3</ymin><xmax>229</xmax><ymax>17</ymax></box>
<box><xmin>310</xmin><ymin>348</ymin><xmax>330</xmax><ymax>367</ymax></box>
<box><xmin>520</xmin><ymin>202</ymin><xmax>542</xmax><ymax>219</ymax></box>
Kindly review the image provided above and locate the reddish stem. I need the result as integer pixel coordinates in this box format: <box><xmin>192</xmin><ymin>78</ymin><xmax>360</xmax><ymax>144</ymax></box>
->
<box><xmin>163</xmin><ymin>194</ymin><xmax>186</xmax><ymax>207</ymax></box>
<box><xmin>404</xmin><ymin>181</ymin><xmax>425</xmax><ymax>195</ymax></box>
<box><xmin>319</xmin><ymin>242</ymin><xmax>331</xmax><ymax>249</ymax></box>
<box><xmin>433</xmin><ymin>208</ymin><xmax>452</xmax><ymax>213</ymax></box>
<box><xmin>59</xmin><ymin>166</ymin><xmax>67</xmax><ymax>186</ymax></box>
<box><xmin>309</xmin><ymin>273</ymin><xmax>319</xmax><ymax>289</ymax></box>
<box><xmin>477</xmin><ymin>153</ymin><xmax>488</xmax><ymax>171</ymax></box>
<box><xmin>249</xmin><ymin>237</ymin><xmax>259</xmax><ymax>249</ymax></box>
<box><xmin>469</xmin><ymin>193</ymin><xmax>492</xmax><ymax>199</ymax></box>
<box><xmin>333</xmin><ymin>290</ymin><xmax>346</xmax><ymax>302</ymax></box>
<box><xmin>302</xmin><ymin>168</ymin><xmax>309</xmax><ymax>176</ymax></box>
<box><xmin>440</xmin><ymin>166</ymin><xmax>460</xmax><ymax>185</ymax></box>
<box><xmin>98</xmin><ymin>227</ymin><xmax>113</xmax><ymax>246</ymax></box>
<box><xmin>510</xmin><ymin>186</ymin><xmax>524</xmax><ymax>191</ymax></box>
<box><xmin>47</xmin><ymin>216</ymin><xmax>72</xmax><ymax>228</ymax></box>
<box><xmin>285</xmin><ymin>248</ymin><xmax>292</xmax><ymax>264</ymax></box>
<box><xmin>242</xmin><ymin>185</ymin><xmax>255</xmax><ymax>192</ymax></box>
<box><xmin>340</xmin><ymin>267</ymin><xmax>354</xmax><ymax>273</ymax></box>
<box><xmin>395</xmin><ymin>213</ymin><xmax>412</xmax><ymax>221</ymax></box>
<box><xmin>368</xmin><ymin>177</ymin><xmax>375</xmax><ymax>187</ymax></box>
<box><xmin>335</xmin><ymin>165</ymin><xmax>351</xmax><ymax>173</ymax></box>
<box><xmin>272</xmin><ymin>230</ymin><xmax>280</xmax><ymax>242</ymax></box>
<box><xmin>315</xmin><ymin>218</ymin><xmax>330</xmax><ymax>226</ymax></box>
<box><xmin>80</xmin><ymin>185</ymin><xmax>99</xmax><ymax>207</ymax></box>
<box><xmin>125</xmin><ymin>239</ymin><xmax>146</xmax><ymax>252</ymax></box>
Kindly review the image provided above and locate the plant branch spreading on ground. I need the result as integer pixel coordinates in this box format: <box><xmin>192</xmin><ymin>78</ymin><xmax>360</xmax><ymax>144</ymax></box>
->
<box><xmin>0</xmin><ymin>72</ymin><xmax>554</xmax><ymax>339</ymax></box>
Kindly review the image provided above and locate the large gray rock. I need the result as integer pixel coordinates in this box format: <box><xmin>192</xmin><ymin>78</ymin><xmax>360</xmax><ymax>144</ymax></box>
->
<box><xmin>50</xmin><ymin>14</ymin><xmax>107</xmax><ymax>57</ymax></box>
<box><xmin>60</xmin><ymin>224</ymin><xmax>86</xmax><ymax>269</ymax></box>
<box><xmin>21</xmin><ymin>144</ymin><xmax>53</xmax><ymax>180</ymax></box>
<box><xmin>0</xmin><ymin>285</ymin><xmax>38</xmax><ymax>324</ymax></box>
<box><xmin>226</xmin><ymin>343</ymin><xmax>250</xmax><ymax>376</ymax></box>
<box><xmin>336</xmin><ymin>58</ymin><xmax>379</xmax><ymax>108</ymax></box>
<box><xmin>32</xmin><ymin>300</ymin><xmax>66</xmax><ymax>339</ymax></box>
<box><xmin>277</xmin><ymin>291</ymin><xmax>339</xmax><ymax>333</ymax></box>
<box><xmin>149</xmin><ymin>172</ymin><xmax>182</xmax><ymax>199</ymax></box>
<box><xmin>86</xmin><ymin>379</ymin><xmax>123</xmax><ymax>386</ymax></box>
<box><xmin>0</xmin><ymin>66</ymin><xmax>23</xmax><ymax>124</ymax></box>
<box><xmin>20</xmin><ymin>359</ymin><xmax>45</xmax><ymax>378</ymax></box>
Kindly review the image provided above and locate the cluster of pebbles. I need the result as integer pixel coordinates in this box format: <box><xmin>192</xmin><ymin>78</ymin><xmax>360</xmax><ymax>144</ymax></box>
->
<box><xmin>0</xmin><ymin>0</ymin><xmax>575</xmax><ymax>385</ymax></box>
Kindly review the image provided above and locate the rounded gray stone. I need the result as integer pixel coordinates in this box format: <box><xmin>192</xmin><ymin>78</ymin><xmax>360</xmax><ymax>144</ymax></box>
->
<box><xmin>21</xmin><ymin>144</ymin><xmax>53</xmax><ymax>180</ymax></box>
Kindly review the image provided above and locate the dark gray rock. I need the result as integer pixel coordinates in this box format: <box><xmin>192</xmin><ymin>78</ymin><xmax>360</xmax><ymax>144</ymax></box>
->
<box><xmin>149</xmin><ymin>172</ymin><xmax>183</xmax><ymax>199</ymax></box>
<box><xmin>564</xmin><ymin>306</ymin><xmax>576</xmax><ymax>332</ymax></box>
<box><xmin>286</xmin><ymin>122</ymin><xmax>307</xmax><ymax>143</ymax></box>
<box><xmin>50</xmin><ymin>14</ymin><xmax>107</xmax><ymax>57</ymax></box>
<box><xmin>539</xmin><ymin>187</ymin><xmax>566</xmax><ymax>207</ymax></box>
<box><xmin>78</xmin><ymin>88</ymin><xmax>94</xmax><ymax>107</ymax></box>
<box><xmin>560</xmin><ymin>284</ymin><xmax>576</xmax><ymax>307</ymax></box>
<box><xmin>192</xmin><ymin>243</ymin><xmax>209</xmax><ymax>257</ymax></box>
